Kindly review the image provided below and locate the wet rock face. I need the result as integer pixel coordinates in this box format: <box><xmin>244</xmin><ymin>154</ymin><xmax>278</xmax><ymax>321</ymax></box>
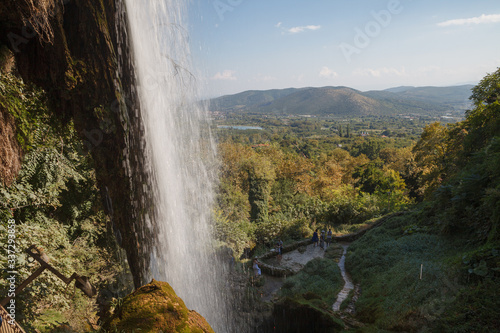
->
<box><xmin>104</xmin><ymin>279</ymin><xmax>215</xmax><ymax>333</ymax></box>
<box><xmin>0</xmin><ymin>0</ymin><xmax>153</xmax><ymax>287</ymax></box>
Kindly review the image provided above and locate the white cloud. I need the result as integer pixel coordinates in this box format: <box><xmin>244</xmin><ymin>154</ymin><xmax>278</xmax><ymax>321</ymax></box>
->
<box><xmin>288</xmin><ymin>25</ymin><xmax>321</xmax><ymax>34</ymax></box>
<box><xmin>212</xmin><ymin>70</ymin><xmax>237</xmax><ymax>81</ymax></box>
<box><xmin>319</xmin><ymin>66</ymin><xmax>338</xmax><ymax>79</ymax></box>
<box><xmin>437</xmin><ymin>14</ymin><xmax>500</xmax><ymax>27</ymax></box>
<box><xmin>353</xmin><ymin>67</ymin><xmax>406</xmax><ymax>77</ymax></box>
<box><xmin>275</xmin><ymin>22</ymin><xmax>282</xmax><ymax>28</ymax></box>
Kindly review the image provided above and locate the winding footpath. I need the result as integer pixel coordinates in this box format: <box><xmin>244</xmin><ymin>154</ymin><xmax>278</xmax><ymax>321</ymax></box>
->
<box><xmin>256</xmin><ymin>213</ymin><xmax>404</xmax><ymax>308</ymax></box>
<box><xmin>332</xmin><ymin>243</ymin><xmax>354</xmax><ymax>312</ymax></box>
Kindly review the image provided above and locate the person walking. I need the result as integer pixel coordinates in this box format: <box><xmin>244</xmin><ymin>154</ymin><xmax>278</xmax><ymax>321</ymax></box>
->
<box><xmin>312</xmin><ymin>229</ymin><xmax>319</xmax><ymax>247</ymax></box>
<box><xmin>326</xmin><ymin>228</ymin><xmax>333</xmax><ymax>247</ymax></box>
<box><xmin>277</xmin><ymin>239</ymin><xmax>283</xmax><ymax>262</ymax></box>
<box><xmin>253</xmin><ymin>258</ymin><xmax>261</xmax><ymax>277</ymax></box>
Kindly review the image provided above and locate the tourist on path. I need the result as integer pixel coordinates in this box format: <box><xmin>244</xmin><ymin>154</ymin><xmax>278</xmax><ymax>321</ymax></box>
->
<box><xmin>253</xmin><ymin>258</ymin><xmax>261</xmax><ymax>277</ymax></box>
<box><xmin>326</xmin><ymin>229</ymin><xmax>333</xmax><ymax>247</ymax></box>
<box><xmin>312</xmin><ymin>229</ymin><xmax>319</xmax><ymax>247</ymax></box>
<box><xmin>276</xmin><ymin>239</ymin><xmax>283</xmax><ymax>262</ymax></box>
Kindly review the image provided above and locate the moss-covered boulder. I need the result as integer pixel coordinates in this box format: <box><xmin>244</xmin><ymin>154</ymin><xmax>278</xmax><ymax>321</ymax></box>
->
<box><xmin>105</xmin><ymin>279</ymin><xmax>214</xmax><ymax>333</ymax></box>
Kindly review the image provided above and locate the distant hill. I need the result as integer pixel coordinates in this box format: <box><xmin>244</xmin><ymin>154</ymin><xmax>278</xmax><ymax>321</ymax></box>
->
<box><xmin>371</xmin><ymin>85</ymin><xmax>473</xmax><ymax>107</ymax></box>
<box><xmin>208</xmin><ymin>85</ymin><xmax>474</xmax><ymax>117</ymax></box>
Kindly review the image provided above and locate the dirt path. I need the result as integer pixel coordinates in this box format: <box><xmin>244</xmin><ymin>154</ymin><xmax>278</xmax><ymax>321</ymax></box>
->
<box><xmin>259</xmin><ymin>243</ymin><xmax>337</xmax><ymax>301</ymax></box>
<box><xmin>332</xmin><ymin>243</ymin><xmax>354</xmax><ymax>311</ymax></box>
<box><xmin>265</xmin><ymin>243</ymin><xmax>326</xmax><ymax>274</ymax></box>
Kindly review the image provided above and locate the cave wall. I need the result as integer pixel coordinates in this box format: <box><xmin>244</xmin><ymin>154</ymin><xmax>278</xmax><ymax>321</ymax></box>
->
<box><xmin>0</xmin><ymin>0</ymin><xmax>153</xmax><ymax>288</ymax></box>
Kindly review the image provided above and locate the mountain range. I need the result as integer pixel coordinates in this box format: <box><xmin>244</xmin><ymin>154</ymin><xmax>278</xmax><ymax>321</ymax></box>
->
<box><xmin>207</xmin><ymin>85</ymin><xmax>474</xmax><ymax>117</ymax></box>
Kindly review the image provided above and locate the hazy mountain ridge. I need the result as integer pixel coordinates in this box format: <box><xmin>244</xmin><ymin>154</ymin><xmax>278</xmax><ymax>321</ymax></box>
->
<box><xmin>209</xmin><ymin>85</ymin><xmax>474</xmax><ymax>116</ymax></box>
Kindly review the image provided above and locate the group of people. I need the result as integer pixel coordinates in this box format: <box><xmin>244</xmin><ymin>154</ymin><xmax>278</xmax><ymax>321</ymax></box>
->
<box><xmin>312</xmin><ymin>228</ymin><xmax>333</xmax><ymax>249</ymax></box>
<box><xmin>253</xmin><ymin>230</ymin><xmax>334</xmax><ymax>278</ymax></box>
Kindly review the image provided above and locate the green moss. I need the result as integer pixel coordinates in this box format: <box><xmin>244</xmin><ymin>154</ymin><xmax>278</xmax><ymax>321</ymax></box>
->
<box><xmin>105</xmin><ymin>280</ymin><xmax>214</xmax><ymax>333</ymax></box>
<box><xmin>0</xmin><ymin>73</ymin><xmax>52</xmax><ymax>151</ymax></box>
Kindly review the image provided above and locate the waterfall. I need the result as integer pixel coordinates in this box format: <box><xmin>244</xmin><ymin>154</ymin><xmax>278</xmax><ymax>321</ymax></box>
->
<box><xmin>123</xmin><ymin>0</ymin><xmax>233</xmax><ymax>331</ymax></box>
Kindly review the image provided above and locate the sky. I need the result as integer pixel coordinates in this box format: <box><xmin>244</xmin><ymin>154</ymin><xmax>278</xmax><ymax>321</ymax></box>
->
<box><xmin>187</xmin><ymin>0</ymin><xmax>500</xmax><ymax>98</ymax></box>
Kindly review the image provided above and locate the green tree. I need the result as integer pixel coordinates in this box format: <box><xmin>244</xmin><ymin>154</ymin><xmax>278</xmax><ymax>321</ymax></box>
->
<box><xmin>245</xmin><ymin>155</ymin><xmax>275</xmax><ymax>222</ymax></box>
<box><xmin>412</xmin><ymin>122</ymin><xmax>449</xmax><ymax>196</ymax></box>
<box><xmin>462</xmin><ymin>68</ymin><xmax>500</xmax><ymax>153</ymax></box>
<box><xmin>353</xmin><ymin>161</ymin><xmax>386</xmax><ymax>194</ymax></box>
<box><xmin>351</xmin><ymin>138</ymin><xmax>386</xmax><ymax>160</ymax></box>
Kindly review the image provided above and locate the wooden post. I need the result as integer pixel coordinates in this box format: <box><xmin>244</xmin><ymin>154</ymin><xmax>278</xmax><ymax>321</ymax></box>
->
<box><xmin>0</xmin><ymin>245</ymin><xmax>96</xmax><ymax>308</ymax></box>
<box><xmin>420</xmin><ymin>264</ymin><xmax>423</xmax><ymax>280</ymax></box>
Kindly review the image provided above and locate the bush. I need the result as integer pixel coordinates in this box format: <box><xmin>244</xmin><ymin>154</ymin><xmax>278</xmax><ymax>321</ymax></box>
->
<box><xmin>213</xmin><ymin>209</ymin><xmax>255</xmax><ymax>258</ymax></box>
<box><xmin>254</xmin><ymin>213</ymin><xmax>312</xmax><ymax>245</ymax></box>
<box><xmin>323</xmin><ymin>192</ymin><xmax>381</xmax><ymax>226</ymax></box>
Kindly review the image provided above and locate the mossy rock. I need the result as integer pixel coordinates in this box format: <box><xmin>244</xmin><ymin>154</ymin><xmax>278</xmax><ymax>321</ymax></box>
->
<box><xmin>104</xmin><ymin>279</ymin><xmax>214</xmax><ymax>333</ymax></box>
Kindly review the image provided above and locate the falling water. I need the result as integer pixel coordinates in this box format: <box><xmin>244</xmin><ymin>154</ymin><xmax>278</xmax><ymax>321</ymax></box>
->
<box><xmin>123</xmin><ymin>0</ymin><xmax>233</xmax><ymax>331</ymax></box>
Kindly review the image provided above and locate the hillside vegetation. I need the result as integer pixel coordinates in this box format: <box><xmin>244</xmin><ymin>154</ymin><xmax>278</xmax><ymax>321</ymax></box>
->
<box><xmin>347</xmin><ymin>69</ymin><xmax>500</xmax><ymax>332</ymax></box>
<box><xmin>0</xmin><ymin>73</ymin><xmax>132</xmax><ymax>331</ymax></box>
<box><xmin>208</xmin><ymin>85</ymin><xmax>473</xmax><ymax>117</ymax></box>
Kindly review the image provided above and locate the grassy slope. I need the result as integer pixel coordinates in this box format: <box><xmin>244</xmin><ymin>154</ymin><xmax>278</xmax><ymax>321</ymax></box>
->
<box><xmin>273</xmin><ymin>246</ymin><xmax>346</xmax><ymax>332</ymax></box>
<box><xmin>347</xmin><ymin>211</ymin><xmax>500</xmax><ymax>332</ymax></box>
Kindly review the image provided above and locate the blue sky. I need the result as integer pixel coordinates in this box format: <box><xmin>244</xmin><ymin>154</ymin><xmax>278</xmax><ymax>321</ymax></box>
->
<box><xmin>187</xmin><ymin>0</ymin><xmax>500</xmax><ymax>97</ymax></box>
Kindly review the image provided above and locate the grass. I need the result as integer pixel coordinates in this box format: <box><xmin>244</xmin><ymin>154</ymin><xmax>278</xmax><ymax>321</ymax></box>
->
<box><xmin>279</xmin><ymin>257</ymin><xmax>344</xmax><ymax>308</ymax></box>
<box><xmin>331</xmin><ymin>216</ymin><xmax>384</xmax><ymax>236</ymax></box>
<box><xmin>346</xmin><ymin>210</ymin><xmax>500</xmax><ymax>332</ymax></box>
<box><xmin>273</xmin><ymin>255</ymin><xmax>347</xmax><ymax>332</ymax></box>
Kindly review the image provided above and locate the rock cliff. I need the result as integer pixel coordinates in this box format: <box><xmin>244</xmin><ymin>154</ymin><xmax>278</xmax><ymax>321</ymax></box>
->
<box><xmin>0</xmin><ymin>0</ymin><xmax>153</xmax><ymax>288</ymax></box>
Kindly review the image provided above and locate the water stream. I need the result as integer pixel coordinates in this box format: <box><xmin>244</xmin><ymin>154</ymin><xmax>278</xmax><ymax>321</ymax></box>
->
<box><xmin>123</xmin><ymin>0</ymin><xmax>234</xmax><ymax>331</ymax></box>
<box><xmin>332</xmin><ymin>243</ymin><xmax>354</xmax><ymax>312</ymax></box>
